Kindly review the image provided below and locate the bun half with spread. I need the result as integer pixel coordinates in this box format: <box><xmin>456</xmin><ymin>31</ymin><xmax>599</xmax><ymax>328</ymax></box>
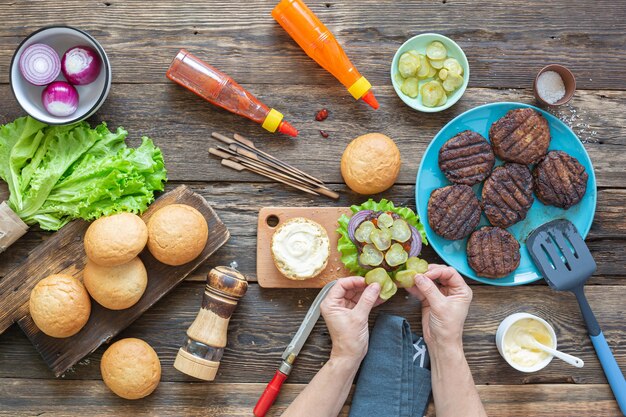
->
<box><xmin>271</xmin><ymin>217</ymin><xmax>330</xmax><ymax>280</ymax></box>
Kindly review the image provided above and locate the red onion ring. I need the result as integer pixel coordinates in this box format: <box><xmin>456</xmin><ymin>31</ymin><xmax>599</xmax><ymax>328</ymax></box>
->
<box><xmin>408</xmin><ymin>225</ymin><xmax>422</xmax><ymax>257</ymax></box>
<box><xmin>347</xmin><ymin>210</ymin><xmax>374</xmax><ymax>243</ymax></box>
<box><xmin>19</xmin><ymin>43</ymin><xmax>61</xmax><ymax>86</ymax></box>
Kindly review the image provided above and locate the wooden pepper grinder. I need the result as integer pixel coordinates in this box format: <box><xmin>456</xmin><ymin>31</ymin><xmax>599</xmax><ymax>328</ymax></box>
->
<box><xmin>174</xmin><ymin>266</ymin><xmax>248</xmax><ymax>381</ymax></box>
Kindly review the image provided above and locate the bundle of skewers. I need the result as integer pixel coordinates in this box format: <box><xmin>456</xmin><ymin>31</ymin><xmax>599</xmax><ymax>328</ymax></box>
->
<box><xmin>210</xmin><ymin>132</ymin><xmax>339</xmax><ymax>199</ymax></box>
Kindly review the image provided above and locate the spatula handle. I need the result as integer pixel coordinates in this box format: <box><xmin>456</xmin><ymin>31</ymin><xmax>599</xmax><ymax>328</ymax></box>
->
<box><xmin>574</xmin><ymin>287</ymin><xmax>626</xmax><ymax>415</ymax></box>
<box><xmin>590</xmin><ymin>333</ymin><xmax>626</xmax><ymax>415</ymax></box>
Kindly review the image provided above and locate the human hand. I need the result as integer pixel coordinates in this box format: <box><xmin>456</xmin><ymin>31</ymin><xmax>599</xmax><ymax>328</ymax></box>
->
<box><xmin>405</xmin><ymin>264</ymin><xmax>473</xmax><ymax>351</ymax></box>
<box><xmin>320</xmin><ymin>277</ymin><xmax>383</xmax><ymax>363</ymax></box>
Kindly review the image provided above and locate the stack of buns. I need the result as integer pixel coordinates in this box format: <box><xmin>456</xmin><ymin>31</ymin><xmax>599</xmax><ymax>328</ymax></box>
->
<box><xmin>83</xmin><ymin>213</ymin><xmax>150</xmax><ymax>310</ymax></box>
<box><xmin>27</xmin><ymin>203</ymin><xmax>210</xmax><ymax>399</ymax></box>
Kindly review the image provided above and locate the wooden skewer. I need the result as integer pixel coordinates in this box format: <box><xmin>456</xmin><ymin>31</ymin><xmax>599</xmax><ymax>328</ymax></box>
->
<box><xmin>227</xmin><ymin>144</ymin><xmax>334</xmax><ymax>192</ymax></box>
<box><xmin>221</xmin><ymin>159</ymin><xmax>320</xmax><ymax>197</ymax></box>
<box><xmin>212</xmin><ymin>131</ymin><xmax>325</xmax><ymax>186</ymax></box>
<box><xmin>210</xmin><ymin>132</ymin><xmax>339</xmax><ymax>199</ymax></box>
<box><xmin>233</xmin><ymin>133</ymin><xmax>324</xmax><ymax>185</ymax></box>
<box><xmin>210</xmin><ymin>148</ymin><xmax>339</xmax><ymax>200</ymax></box>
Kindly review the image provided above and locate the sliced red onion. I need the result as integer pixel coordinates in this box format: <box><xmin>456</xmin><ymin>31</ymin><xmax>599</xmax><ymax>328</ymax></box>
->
<box><xmin>19</xmin><ymin>43</ymin><xmax>61</xmax><ymax>86</ymax></box>
<box><xmin>42</xmin><ymin>81</ymin><xmax>79</xmax><ymax>117</ymax></box>
<box><xmin>408</xmin><ymin>225</ymin><xmax>422</xmax><ymax>257</ymax></box>
<box><xmin>347</xmin><ymin>210</ymin><xmax>374</xmax><ymax>243</ymax></box>
<box><xmin>61</xmin><ymin>45</ymin><xmax>102</xmax><ymax>85</ymax></box>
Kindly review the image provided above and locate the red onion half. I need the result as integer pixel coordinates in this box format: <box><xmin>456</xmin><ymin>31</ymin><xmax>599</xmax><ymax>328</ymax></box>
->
<box><xmin>347</xmin><ymin>210</ymin><xmax>374</xmax><ymax>242</ymax></box>
<box><xmin>42</xmin><ymin>81</ymin><xmax>79</xmax><ymax>117</ymax></box>
<box><xmin>19</xmin><ymin>43</ymin><xmax>61</xmax><ymax>86</ymax></box>
<box><xmin>61</xmin><ymin>45</ymin><xmax>102</xmax><ymax>85</ymax></box>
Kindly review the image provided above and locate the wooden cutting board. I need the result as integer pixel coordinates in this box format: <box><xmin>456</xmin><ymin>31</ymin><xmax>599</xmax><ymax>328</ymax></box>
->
<box><xmin>257</xmin><ymin>207</ymin><xmax>353</xmax><ymax>288</ymax></box>
<box><xmin>0</xmin><ymin>185</ymin><xmax>229</xmax><ymax>377</ymax></box>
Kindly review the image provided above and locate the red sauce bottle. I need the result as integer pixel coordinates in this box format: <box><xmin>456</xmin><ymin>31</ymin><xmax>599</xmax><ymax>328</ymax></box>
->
<box><xmin>166</xmin><ymin>50</ymin><xmax>298</xmax><ymax>137</ymax></box>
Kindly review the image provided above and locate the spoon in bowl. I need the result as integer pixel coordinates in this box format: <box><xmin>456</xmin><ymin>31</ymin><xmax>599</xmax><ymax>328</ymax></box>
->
<box><xmin>518</xmin><ymin>332</ymin><xmax>584</xmax><ymax>368</ymax></box>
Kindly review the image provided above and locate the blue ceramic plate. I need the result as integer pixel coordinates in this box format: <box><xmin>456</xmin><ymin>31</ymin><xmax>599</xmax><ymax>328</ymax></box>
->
<box><xmin>415</xmin><ymin>102</ymin><xmax>597</xmax><ymax>286</ymax></box>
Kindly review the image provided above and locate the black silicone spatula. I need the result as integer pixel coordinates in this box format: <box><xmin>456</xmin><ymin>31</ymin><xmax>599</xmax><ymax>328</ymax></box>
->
<box><xmin>527</xmin><ymin>219</ymin><xmax>626</xmax><ymax>415</ymax></box>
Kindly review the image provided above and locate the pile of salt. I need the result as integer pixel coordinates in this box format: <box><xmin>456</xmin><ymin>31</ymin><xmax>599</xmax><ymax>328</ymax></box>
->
<box><xmin>536</xmin><ymin>71</ymin><xmax>566</xmax><ymax>104</ymax></box>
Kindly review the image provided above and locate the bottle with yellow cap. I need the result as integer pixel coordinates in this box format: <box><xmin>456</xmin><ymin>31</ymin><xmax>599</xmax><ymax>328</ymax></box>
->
<box><xmin>272</xmin><ymin>0</ymin><xmax>379</xmax><ymax>109</ymax></box>
<box><xmin>166</xmin><ymin>49</ymin><xmax>298</xmax><ymax>137</ymax></box>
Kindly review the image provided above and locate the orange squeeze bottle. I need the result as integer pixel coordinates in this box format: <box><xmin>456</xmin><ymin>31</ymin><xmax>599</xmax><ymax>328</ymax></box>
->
<box><xmin>166</xmin><ymin>50</ymin><xmax>298</xmax><ymax>137</ymax></box>
<box><xmin>272</xmin><ymin>0</ymin><xmax>378</xmax><ymax>110</ymax></box>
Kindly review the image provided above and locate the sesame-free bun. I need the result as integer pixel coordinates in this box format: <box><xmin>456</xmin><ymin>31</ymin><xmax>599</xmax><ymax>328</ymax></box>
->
<box><xmin>101</xmin><ymin>338</ymin><xmax>161</xmax><ymax>400</ymax></box>
<box><xmin>83</xmin><ymin>257</ymin><xmax>148</xmax><ymax>310</ymax></box>
<box><xmin>341</xmin><ymin>133</ymin><xmax>401</xmax><ymax>195</ymax></box>
<box><xmin>29</xmin><ymin>274</ymin><xmax>91</xmax><ymax>338</ymax></box>
<box><xmin>271</xmin><ymin>217</ymin><xmax>330</xmax><ymax>280</ymax></box>
<box><xmin>147</xmin><ymin>204</ymin><xmax>208</xmax><ymax>266</ymax></box>
<box><xmin>84</xmin><ymin>213</ymin><xmax>148</xmax><ymax>267</ymax></box>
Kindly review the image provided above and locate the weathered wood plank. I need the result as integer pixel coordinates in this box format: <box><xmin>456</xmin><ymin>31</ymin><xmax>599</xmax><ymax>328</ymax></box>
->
<box><xmin>0</xmin><ymin>282</ymin><xmax>624</xmax><ymax>385</ymax></box>
<box><xmin>0</xmin><ymin>1</ymin><xmax>624</xmax><ymax>90</ymax></box>
<box><xmin>2</xmin><ymin>182</ymin><xmax>625</xmax><ymax>282</ymax></box>
<box><xmin>0</xmin><ymin>380</ymin><xmax>622</xmax><ymax>417</ymax></box>
<box><xmin>1</xmin><ymin>86</ymin><xmax>622</xmax><ymax>186</ymax></box>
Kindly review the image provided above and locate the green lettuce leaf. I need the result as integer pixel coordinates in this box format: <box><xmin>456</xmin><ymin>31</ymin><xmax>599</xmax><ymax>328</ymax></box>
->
<box><xmin>336</xmin><ymin>199</ymin><xmax>428</xmax><ymax>276</ymax></box>
<box><xmin>0</xmin><ymin>116</ymin><xmax>47</xmax><ymax>208</ymax></box>
<box><xmin>0</xmin><ymin>116</ymin><xmax>167</xmax><ymax>231</ymax></box>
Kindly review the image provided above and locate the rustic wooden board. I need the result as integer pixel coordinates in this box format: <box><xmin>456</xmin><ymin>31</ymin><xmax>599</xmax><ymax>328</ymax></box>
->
<box><xmin>0</xmin><ymin>185</ymin><xmax>229</xmax><ymax>377</ymax></box>
<box><xmin>0</xmin><ymin>381</ymin><xmax>622</xmax><ymax>417</ymax></box>
<box><xmin>4</xmin><ymin>283</ymin><xmax>622</xmax><ymax>386</ymax></box>
<box><xmin>4</xmin><ymin>183</ymin><xmax>626</xmax><ymax>285</ymax></box>
<box><xmin>0</xmin><ymin>87</ymin><xmax>625</xmax><ymax>188</ymax></box>
<box><xmin>0</xmin><ymin>0</ymin><xmax>625</xmax><ymax>91</ymax></box>
<box><xmin>257</xmin><ymin>207</ymin><xmax>352</xmax><ymax>288</ymax></box>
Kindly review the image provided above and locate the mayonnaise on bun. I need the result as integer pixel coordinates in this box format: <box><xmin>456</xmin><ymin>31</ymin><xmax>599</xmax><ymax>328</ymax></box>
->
<box><xmin>271</xmin><ymin>217</ymin><xmax>330</xmax><ymax>280</ymax></box>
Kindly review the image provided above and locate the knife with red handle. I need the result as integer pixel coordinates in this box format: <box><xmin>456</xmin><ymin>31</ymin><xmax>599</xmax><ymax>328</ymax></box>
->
<box><xmin>253</xmin><ymin>280</ymin><xmax>337</xmax><ymax>417</ymax></box>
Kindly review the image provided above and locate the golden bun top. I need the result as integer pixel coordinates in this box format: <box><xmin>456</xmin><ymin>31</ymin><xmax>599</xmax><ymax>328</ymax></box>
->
<box><xmin>83</xmin><ymin>257</ymin><xmax>148</xmax><ymax>310</ymax></box>
<box><xmin>29</xmin><ymin>274</ymin><xmax>91</xmax><ymax>338</ymax></box>
<box><xmin>84</xmin><ymin>213</ymin><xmax>148</xmax><ymax>267</ymax></box>
<box><xmin>341</xmin><ymin>133</ymin><xmax>401</xmax><ymax>195</ymax></box>
<box><xmin>100</xmin><ymin>338</ymin><xmax>161</xmax><ymax>400</ymax></box>
<box><xmin>147</xmin><ymin>204</ymin><xmax>208</xmax><ymax>266</ymax></box>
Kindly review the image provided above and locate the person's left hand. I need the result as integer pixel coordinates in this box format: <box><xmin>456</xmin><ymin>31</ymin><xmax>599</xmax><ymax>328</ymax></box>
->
<box><xmin>320</xmin><ymin>277</ymin><xmax>384</xmax><ymax>363</ymax></box>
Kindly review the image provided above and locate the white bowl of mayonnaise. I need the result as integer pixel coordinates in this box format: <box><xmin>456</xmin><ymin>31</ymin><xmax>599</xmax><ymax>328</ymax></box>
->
<box><xmin>496</xmin><ymin>313</ymin><xmax>557</xmax><ymax>373</ymax></box>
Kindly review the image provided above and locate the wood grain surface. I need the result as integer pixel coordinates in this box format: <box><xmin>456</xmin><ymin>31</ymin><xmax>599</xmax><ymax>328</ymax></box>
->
<box><xmin>257</xmin><ymin>207</ymin><xmax>351</xmax><ymax>288</ymax></box>
<box><xmin>0</xmin><ymin>0</ymin><xmax>625</xmax><ymax>415</ymax></box>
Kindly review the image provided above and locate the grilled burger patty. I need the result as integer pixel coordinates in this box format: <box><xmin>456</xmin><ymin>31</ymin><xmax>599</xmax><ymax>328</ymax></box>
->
<box><xmin>489</xmin><ymin>108</ymin><xmax>551</xmax><ymax>164</ymax></box>
<box><xmin>438</xmin><ymin>130</ymin><xmax>495</xmax><ymax>186</ymax></box>
<box><xmin>482</xmin><ymin>163</ymin><xmax>534</xmax><ymax>228</ymax></box>
<box><xmin>428</xmin><ymin>185</ymin><xmax>481</xmax><ymax>240</ymax></box>
<box><xmin>467</xmin><ymin>226</ymin><xmax>520</xmax><ymax>278</ymax></box>
<box><xmin>533</xmin><ymin>150</ymin><xmax>588</xmax><ymax>209</ymax></box>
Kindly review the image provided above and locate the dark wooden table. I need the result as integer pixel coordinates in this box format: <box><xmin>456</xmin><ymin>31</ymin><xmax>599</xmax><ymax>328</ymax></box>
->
<box><xmin>1</xmin><ymin>1</ymin><xmax>625</xmax><ymax>416</ymax></box>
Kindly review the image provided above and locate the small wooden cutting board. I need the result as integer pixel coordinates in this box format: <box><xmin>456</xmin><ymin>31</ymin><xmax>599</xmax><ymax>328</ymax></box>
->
<box><xmin>0</xmin><ymin>185</ymin><xmax>229</xmax><ymax>377</ymax></box>
<box><xmin>257</xmin><ymin>207</ymin><xmax>353</xmax><ymax>288</ymax></box>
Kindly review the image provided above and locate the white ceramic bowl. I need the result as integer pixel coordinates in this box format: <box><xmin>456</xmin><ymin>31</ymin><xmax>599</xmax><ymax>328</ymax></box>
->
<box><xmin>10</xmin><ymin>26</ymin><xmax>111</xmax><ymax>125</ymax></box>
<box><xmin>496</xmin><ymin>312</ymin><xmax>557</xmax><ymax>373</ymax></box>
<box><xmin>390</xmin><ymin>33</ymin><xmax>469</xmax><ymax>113</ymax></box>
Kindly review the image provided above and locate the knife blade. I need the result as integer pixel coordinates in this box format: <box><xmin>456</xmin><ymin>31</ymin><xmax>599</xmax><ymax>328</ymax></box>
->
<box><xmin>253</xmin><ymin>280</ymin><xmax>337</xmax><ymax>417</ymax></box>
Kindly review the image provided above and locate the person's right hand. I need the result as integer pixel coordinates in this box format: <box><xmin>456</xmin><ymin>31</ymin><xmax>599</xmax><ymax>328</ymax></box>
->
<box><xmin>405</xmin><ymin>264</ymin><xmax>473</xmax><ymax>349</ymax></box>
